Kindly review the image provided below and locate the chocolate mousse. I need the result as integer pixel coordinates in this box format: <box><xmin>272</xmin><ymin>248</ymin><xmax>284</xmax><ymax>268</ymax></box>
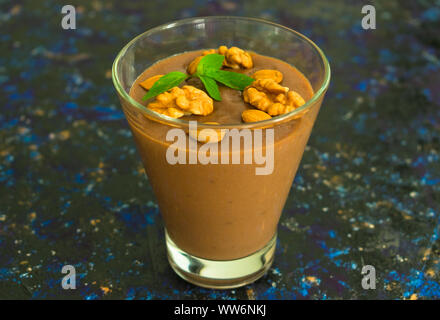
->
<box><xmin>125</xmin><ymin>48</ymin><xmax>317</xmax><ymax>261</ymax></box>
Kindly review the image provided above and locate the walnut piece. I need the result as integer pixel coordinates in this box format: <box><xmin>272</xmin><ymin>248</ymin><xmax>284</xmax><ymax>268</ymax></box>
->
<box><xmin>241</xmin><ymin>109</ymin><xmax>272</xmax><ymax>123</ymax></box>
<box><xmin>189</xmin><ymin>121</ymin><xmax>225</xmax><ymax>143</ymax></box>
<box><xmin>218</xmin><ymin>45</ymin><xmax>253</xmax><ymax>69</ymax></box>
<box><xmin>187</xmin><ymin>46</ymin><xmax>253</xmax><ymax>74</ymax></box>
<box><xmin>187</xmin><ymin>56</ymin><xmax>203</xmax><ymax>75</ymax></box>
<box><xmin>252</xmin><ymin>69</ymin><xmax>283</xmax><ymax>83</ymax></box>
<box><xmin>148</xmin><ymin>107</ymin><xmax>185</xmax><ymax>118</ymax></box>
<box><xmin>139</xmin><ymin>74</ymin><xmax>163</xmax><ymax>90</ymax></box>
<box><xmin>243</xmin><ymin>79</ymin><xmax>305</xmax><ymax>116</ymax></box>
<box><xmin>147</xmin><ymin>85</ymin><xmax>214</xmax><ymax>118</ymax></box>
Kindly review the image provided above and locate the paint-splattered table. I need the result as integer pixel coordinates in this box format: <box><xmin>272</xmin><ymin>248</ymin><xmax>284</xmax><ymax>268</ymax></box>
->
<box><xmin>1</xmin><ymin>0</ymin><xmax>439</xmax><ymax>299</ymax></box>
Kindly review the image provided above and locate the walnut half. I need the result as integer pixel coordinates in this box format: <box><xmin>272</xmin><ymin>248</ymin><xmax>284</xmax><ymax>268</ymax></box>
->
<box><xmin>218</xmin><ymin>45</ymin><xmax>253</xmax><ymax>69</ymax></box>
<box><xmin>241</xmin><ymin>109</ymin><xmax>272</xmax><ymax>123</ymax></box>
<box><xmin>252</xmin><ymin>69</ymin><xmax>283</xmax><ymax>83</ymax></box>
<box><xmin>147</xmin><ymin>85</ymin><xmax>214</xmax><ymax>118</ymax></box>
<box><xmin>243</xmin><ymin>79</ymin><xmax>306</xmax><ymax>116</ymax></box>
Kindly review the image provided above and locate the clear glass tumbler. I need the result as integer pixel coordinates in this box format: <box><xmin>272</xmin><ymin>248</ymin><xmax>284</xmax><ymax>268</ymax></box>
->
<box><xmin>112</xmin><ymin>16</ymin><xmax>330</xmax><ymax>289</ymax></box>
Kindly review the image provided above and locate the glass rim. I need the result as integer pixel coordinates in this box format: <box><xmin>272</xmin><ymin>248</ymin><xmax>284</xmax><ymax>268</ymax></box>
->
<box><xmin>112</xmin><ymin>16</ymin><xmax>331</xmax><ymax>129</ymax></box>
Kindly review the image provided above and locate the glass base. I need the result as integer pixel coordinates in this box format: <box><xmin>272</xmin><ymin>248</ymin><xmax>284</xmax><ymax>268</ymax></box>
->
<box><xmin>166</xmin><ymin>230</ymin><xmax>276</xmax><ymax>289</ymax></box>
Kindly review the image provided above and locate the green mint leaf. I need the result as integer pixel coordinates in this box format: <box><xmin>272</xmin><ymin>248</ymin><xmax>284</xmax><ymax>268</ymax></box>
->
<box><xmin>204</xmin><ymin>69</ymin><xmax>254</xmax><ymax>90</ymax></box>
<box><xmin>197</xmin><ymin>53</ymin><xmax>225</xmax><ymax>75</ymax></box>
<box><xmin>199</xmin><ymin>75</ymin><xmax>221</xmax><ymax>101</ymax></box>
<box><xmin>142</xmin><ymin>71</ymin><xmax>188</xmax><ymax>101</ymax></box>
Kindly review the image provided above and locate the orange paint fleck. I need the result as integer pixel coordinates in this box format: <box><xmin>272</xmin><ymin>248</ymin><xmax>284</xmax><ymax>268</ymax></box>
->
<box><xmin>426</xmin><ymin>269</ymin><xmax>435</xmax><ymax>277</ymax></box>
<box><xmin>246</xmin><ymin>288</ymin><xmax>256</xmax><ymax>300</ymax></box>
<box><xmin>90</xmin><ymin>219</ymin><xmax>101</xmax><ymax>226</ymax></box>
<box><xmin>305</xmin><ymin>276</ymin><xmax>319</xmax><ymax>284</ymax></box>
<box><xmin>101</xmin><ymin>286</ymin><xmax>111</xmax><ymax>295</ymax></box>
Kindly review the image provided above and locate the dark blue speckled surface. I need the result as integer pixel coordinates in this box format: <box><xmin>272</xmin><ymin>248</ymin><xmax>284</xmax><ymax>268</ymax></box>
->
<box><xmin>0</xmin><ymin>0</ymin><xmax>439</xmax><ymax>299</ymax></box>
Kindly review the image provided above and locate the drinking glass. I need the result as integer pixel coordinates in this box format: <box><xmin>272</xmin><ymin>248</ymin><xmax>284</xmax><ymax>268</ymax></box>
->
<box><xmin>112</xmin><ymin>16</ymin><xmax>330</xmax><ymax>289</ymax></box>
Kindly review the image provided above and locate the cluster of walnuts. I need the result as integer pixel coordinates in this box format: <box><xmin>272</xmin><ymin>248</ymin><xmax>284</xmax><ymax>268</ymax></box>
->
<box><xmin>140</xmin><ymin>45</ymin><xmax>306</xmax><ymax>122</ymax></box>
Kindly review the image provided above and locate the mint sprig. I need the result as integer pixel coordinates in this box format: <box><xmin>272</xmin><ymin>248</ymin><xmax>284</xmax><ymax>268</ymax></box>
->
<box><xmin>197</xmin><ymin>53</ymin><xmax>225</xmax><ymax>74</ymax></box>
<box><xmin>199</xmin><ymin>75</ymin><xmax>221</xmax><ymax>101</ymax></box>
<box><xmin>142</xmin><ymin>71</ymin><xmax>188</xmax><ymax>101</ymax></box>
<box><xmin>141</xmin><ymin>53</ymin><xmax>255</xmax><ymax>101</ymax></box>
<box><xmin>204</xmin><ymin>69</ymin><xmax>255</xmax><ymax>90</ymax></box>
